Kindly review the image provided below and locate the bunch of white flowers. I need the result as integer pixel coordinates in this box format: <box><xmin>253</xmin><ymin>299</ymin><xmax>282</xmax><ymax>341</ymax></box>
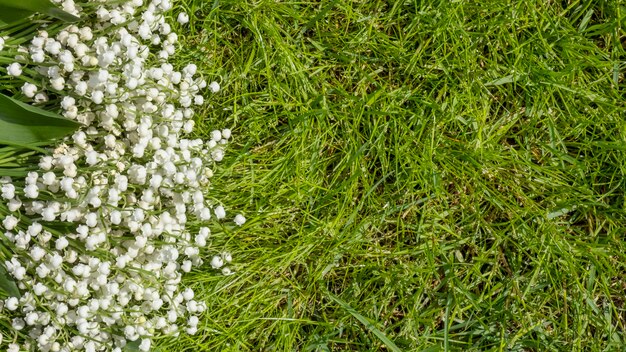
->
<box><xmin>0</xmin><ymin>0</ymin><xmax>245</xmax><ymax>351</ymax></box>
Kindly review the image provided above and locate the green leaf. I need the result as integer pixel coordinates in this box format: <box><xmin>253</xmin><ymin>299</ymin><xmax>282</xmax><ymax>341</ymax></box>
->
<box><xmin>0</xmin><ymin>0</ymin><xmax>80</xmax><ymax>23</ymax></box>
<box><xmin>0</xmin><ymin>262</ymin><xmax>20</xmax><ymax>298</ymax></box>
<box><xmin>0</xmin><ymin>93</ymin><xmax>81</xmax><ymax>145</ymax></box>
<box><xmin>484</xmin><ymin>73</ymin><xmax>522</xmax><ymax>86</ymax></box>
<box><xmin>0</xmin><ymin>167</ymin><xmax>31</xmax><ymax>177</ymax></box>
<box><xmin>0</xmin><ymin>7</ymin><xmax>32</xmax><ymax>24</ymax></box>
<box><xmin>124</xmin><ymin>340</ymin><xmax>140</xmax><ymax>351</ymax></box>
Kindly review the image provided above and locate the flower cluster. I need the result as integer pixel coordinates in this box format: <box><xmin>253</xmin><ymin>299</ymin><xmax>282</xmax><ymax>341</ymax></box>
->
<box><xmin>0</xmin><ymin>0</ymin><xmax>244</xmax><ymax>351</ymax></box>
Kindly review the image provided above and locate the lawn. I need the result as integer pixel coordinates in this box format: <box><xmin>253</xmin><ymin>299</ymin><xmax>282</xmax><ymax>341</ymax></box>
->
<box><xmin>161</xmin><ymin>1</ymin><xmax>626</xmax><ymax>351</ymax></box>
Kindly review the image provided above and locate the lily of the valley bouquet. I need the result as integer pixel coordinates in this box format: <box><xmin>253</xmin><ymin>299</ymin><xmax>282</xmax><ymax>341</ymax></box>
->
<box><xmin>0</xmin><ymin>0</ymin><xmax>243</xmax><ymax>350</ymax></box>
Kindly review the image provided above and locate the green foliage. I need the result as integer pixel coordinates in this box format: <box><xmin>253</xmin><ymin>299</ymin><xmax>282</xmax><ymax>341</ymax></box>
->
<box><xmin>0</xmin><ymin>262</ymin><xmax>19</xmax><ymax>298</ymax></box>
<box><xmin>0</xmin><ymin>146</ymin><xmax>41</xmax><ymax>177</ymax></box>
<box><xmin>161</xmin><ymin>0</ymin><xmax>626</xmax><ymax>351</ymax></box>
<box><xmin>0</xmin><ymin>0</ymin><xmax>79</xmax><ymax>25</ymax></box>
<box><xmin>0</xmin><ymin>93</ymin><xmax>81</xmax><ymax>145</ymax></box>
<box><xmin>123</xmin><ymin>340</ymin><xmax>140</xmax><ymax>351</ymax></box>
<box><xmin>327</xmin><ymin>293</ymin><xmax>402</xmax><ymax>352</ymax></box>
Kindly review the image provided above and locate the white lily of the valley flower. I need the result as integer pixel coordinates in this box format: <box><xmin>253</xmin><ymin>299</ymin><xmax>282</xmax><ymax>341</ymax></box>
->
<box><xmin>7</xmin><ymin>62</ymin><xmax>22</xmax><ymax>76</ymax></box>
<box><xmin>1</xmin><ymin>0</ymin><xmax>237</xmax><ymax>350</ymax></box>
<box><xmin>177</xmin><ymin>12</ymin><xmax>189</xmax><ymax>24</ymax></box>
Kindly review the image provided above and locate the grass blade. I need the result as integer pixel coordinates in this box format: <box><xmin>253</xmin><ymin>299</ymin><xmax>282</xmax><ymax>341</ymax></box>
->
<box><xmin>327</xmin><ymin>293</ymin><xmax>402</xmax><ymax>352</ymax></box>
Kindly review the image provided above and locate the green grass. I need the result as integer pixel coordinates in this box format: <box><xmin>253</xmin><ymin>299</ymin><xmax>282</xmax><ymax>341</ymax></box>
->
<box><xmin>163</xmin><ymin>1</ymin><xmax>626</xmax><ymax>351</ymax></box>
